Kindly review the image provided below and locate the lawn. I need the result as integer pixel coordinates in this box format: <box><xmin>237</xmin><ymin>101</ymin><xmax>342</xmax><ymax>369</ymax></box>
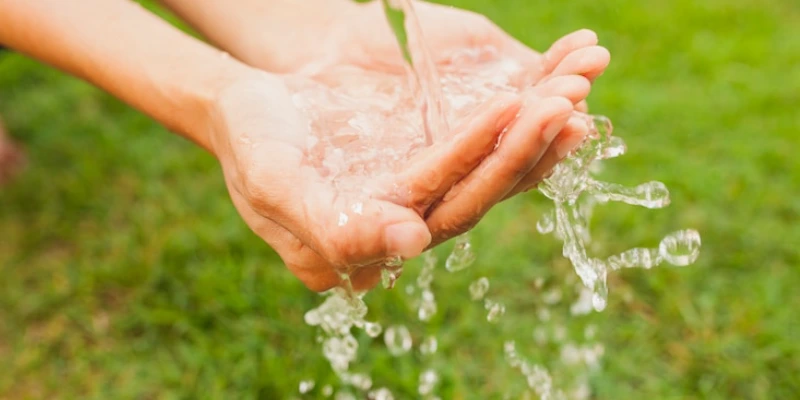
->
<box><xmin>1</xmin><ymin>0</ymin><xmax>798</xmax><ymax>399</ymax></box>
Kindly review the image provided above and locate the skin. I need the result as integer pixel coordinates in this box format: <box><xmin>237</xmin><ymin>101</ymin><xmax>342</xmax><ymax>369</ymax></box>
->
<box><xmin>0</xmin><ymin>0</ymin><xmax>609</xmax><ymax>292</ymax></box>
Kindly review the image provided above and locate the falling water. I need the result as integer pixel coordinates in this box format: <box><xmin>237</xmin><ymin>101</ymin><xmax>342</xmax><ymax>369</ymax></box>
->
<box><xmin>294</xmin><ymin>0</ymin><xmax>701</xmax><ymax>398</ymax></box>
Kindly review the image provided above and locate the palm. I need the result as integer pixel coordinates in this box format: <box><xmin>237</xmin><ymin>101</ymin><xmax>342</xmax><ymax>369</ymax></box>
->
<box><xmin>205</xmin><ymin>2</ymin><xmax>610</xmax><ymax>291</ymax></box>
<box><xmin>210</xmin><ymin>74</ymin><xmax>531</xmax><ymax>291</ymax></box>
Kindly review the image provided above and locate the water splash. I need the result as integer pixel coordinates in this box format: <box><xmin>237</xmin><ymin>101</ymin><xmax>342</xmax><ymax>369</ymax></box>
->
<box><xmin>445</xmin><ymin>233</ymin><xmax>477</xmax><ymax>272</ymax></box>
<box><xmin>384</xmin><ymin>325</ymin><xmax>413</xmax><ymax>356</ymax></box>
<box><xmin>485</xmin><ymin>298</ymin><xmax>506</xmax><ymax>323</ymax></box>
<box><xmin>504</xmin><ymin>341</ymin><xmax>564</xmax><ymax>400</ymax></box>
<box><xmin>537</xmin><ymin>114</ymin><xmax>701</xmax><ymax>310</ymax></box>
<box><xmin>299</xmin><ymin>380</ymin><xmax>315</xmax><ymax>394</ymax></box>
<box><xmin>294</xmin><ymin>0</ymin><xmax>702</xmax><ymax>396</ymax></box>
<box><xmin>416</xmin><ymin>251</ymin><xmax>438</xmax><ymax>321</ymax></box>
<box><xmin>469</xmin><ymin>277</ymin><xmax>490</xmax><ymax>301</ymax></box>
<box><xmin>419</xmin><ymin>335</ymin><xmax>438</xmax><ymax>356</ymax></box>
<box><xmin>304</xmin><ymin>289</ymin><xmax>381</xmax><ymax>393</ymax></box>
<box><xmin>418</xmin><ymin>368</ymin><xmax>440</xmax><ymax>397</ymax></box>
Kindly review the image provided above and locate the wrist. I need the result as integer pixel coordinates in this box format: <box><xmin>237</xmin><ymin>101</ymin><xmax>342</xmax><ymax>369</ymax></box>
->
<box><xmin>172</xmin><ymin>0</ymin><xmax>361</xmax><ymax>73</ymax></box>
<box><xmin>177</xmin><ymin>58</ymin><xmax>262</xmax><ymax>153</ymax></box>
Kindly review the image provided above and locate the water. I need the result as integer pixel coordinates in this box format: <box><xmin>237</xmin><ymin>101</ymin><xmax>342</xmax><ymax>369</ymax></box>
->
<box><xmin>295</xmin><ymin>1</ymin><xmax>701</xmax><ymax>397</ymax></box>
<box><xmin>445</xmin><ymin>233</ymin><xmax>477</xmax><ymax>272</ymax></box>
<box><xmin>469</xmin><ymin>277</ymin><xmax>490</xmax><ymax>301</ymax></box>
<box><xmin>384</xmin><ymin>325</ymin><xmax>413</xmax><ymax>356</ymax></box>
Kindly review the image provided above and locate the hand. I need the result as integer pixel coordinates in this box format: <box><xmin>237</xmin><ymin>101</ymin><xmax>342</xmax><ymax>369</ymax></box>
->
<box><xmin>295</xmin><ymin>2</ymin><xmax>608</xmax><ymax>89</ymax></box>
<box><xmin>253</xmin><ymin>1</ymin><xmax>611</xmax><ymax>246</ymax></box>
<box><xmin>207</xmin><ymin>71</ymin><xmax>574</xmax><ymax>291</ymax></box>
<box><xmin>161</xmin><ymin>0</ymin><xmax>610</xmax><ymax>280</ymax></box>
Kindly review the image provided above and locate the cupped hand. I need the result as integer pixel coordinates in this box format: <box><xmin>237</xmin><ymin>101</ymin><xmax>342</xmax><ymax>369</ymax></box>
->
<box><xmin>208</xmin><ymin>69</ymin><xmax>586</xmax><ymax>291</ymax></box>
<box><xmin>198</xmin><ymin>1</ymin><xmax>609</xmax><ymax>290</ymax></box>
<box><xmin>263</xmin><ymin>1</ymin><xmax>611</xmax><ymax>246</ymax></box>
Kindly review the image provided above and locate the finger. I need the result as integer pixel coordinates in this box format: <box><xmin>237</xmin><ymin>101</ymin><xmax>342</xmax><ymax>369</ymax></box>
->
<box><xmin>530</xmin><ymin>75</ymin><xmax>591</xmax><ymax>105</ymax></box>
<box><xmin>295</xmin><ymin>184</ymin><xmax>433</xmax><ymax>270</ymax></box>
<box><xmin>425</xmin><ymin>96</ymin><xmax>573</xmax><ymax>246</ymax></box>
<box><xmin>498</xmin><ymin>35</ymin><xmax>546</xmax><ymax>87</ymax></box>
<box><xmin>549</xmin><ymin>45</ymin><xmax>611</xmax><ymax>82</ymax></box>
<box><xmin>240</xmin><ymin>150</ymin><xmax>432</xmax><ymax>272</ymax></box>
<box><xmin>503</xmin><ymin>115</ymin><xmax>591</xmax><ymax>199</ymax></box>
<box><xmin>388</xmin><ymin>93</ymin><xmax>523</xmax><ymax>214</ymax></box>
<box><xmin>509</xmin><ymin>29</ymin><xmax>599</xmax><ymax>88</ymax></box>
<box><xmin>230</xmin><ymin>178</ymin><xmax>401</xmax><ymax>292</ymax></box>
<box><xmin>576</xmin><ymin>100</ymin><xmax>589</xmax><ymax>113</ymax></box>
<box><xmin>542</xmin><ymin>29</ymin><xmax>599</xmax><ymax>73</ymax></box>
<box><xmin>226</xmin><ymin>183</ymin><xmax>341</xmax><ymax>291</ymax></box>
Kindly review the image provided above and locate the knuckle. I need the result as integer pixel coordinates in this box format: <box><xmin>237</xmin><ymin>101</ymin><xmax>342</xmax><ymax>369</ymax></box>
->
<box><xmin>434</xmin><ymin>213</ymin><xmax>482</xmax><ymax>243</ymax></box>
<box><xmin>318</xmin><ymin>230</ymin><xmax>356</xmax><ymax>268</ymax></box>
<box><xmin>511</xmin><ymin>164</ymin><xmax>532</xmax><ymax>181</ymax></box>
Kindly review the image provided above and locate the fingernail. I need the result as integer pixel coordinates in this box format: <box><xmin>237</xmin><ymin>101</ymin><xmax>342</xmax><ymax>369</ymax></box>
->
<box><xmin>384</xmin><ymin>222</ymin><xmax>431</xmax><ymax>259</ymax></box>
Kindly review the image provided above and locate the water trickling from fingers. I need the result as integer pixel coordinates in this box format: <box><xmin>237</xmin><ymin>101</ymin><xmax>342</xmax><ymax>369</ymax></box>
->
<box><xmin>296</xmin><ymin>2</ymin><xmax>701</xmax><ymax>398</ymax></box>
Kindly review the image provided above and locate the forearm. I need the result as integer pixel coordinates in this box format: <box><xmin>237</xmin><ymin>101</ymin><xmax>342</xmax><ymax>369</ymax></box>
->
<box><xmin>159</xmin><ymin>0</ymin><xmax>358</xmax><ymax>72</ymax></box>
<box><xmin>0</xmin><ymin>0</ymin><xmax>254</xmax><ymax>151</ymax></box>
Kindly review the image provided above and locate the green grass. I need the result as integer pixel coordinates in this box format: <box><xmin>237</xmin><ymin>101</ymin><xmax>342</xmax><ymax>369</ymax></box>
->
<box><xmin>1</xmin><ymin>0</ymin><xmax>799</xmax><ymax>398</ymax></box>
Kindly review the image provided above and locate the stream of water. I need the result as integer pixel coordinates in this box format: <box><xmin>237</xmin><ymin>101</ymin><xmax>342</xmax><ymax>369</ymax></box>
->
<box><xmin>290</xmin><ymin>1</ymin><xmax>701</xmax><ymax>398</ymax></box>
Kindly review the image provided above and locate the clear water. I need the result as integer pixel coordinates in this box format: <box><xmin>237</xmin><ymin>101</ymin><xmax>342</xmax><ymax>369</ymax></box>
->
<box><xmin>294</xmin><ymin>1</ymin><xmax>701</xmax><ymax>398</ymax></box>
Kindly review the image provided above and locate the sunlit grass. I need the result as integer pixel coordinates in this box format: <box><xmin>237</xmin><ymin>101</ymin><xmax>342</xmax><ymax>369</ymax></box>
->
<box><xmin>1</xmin><ymin>0</ymin><xmax>798</xmax><ymax>398</ymax></box>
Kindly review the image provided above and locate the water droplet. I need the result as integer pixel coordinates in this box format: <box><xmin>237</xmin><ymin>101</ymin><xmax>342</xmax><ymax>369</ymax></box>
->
<box><xmin>445</xmin><ymin>234</ymin><xmax>476</xmax><ymax>272</ymax></box>
<box><xmin>337</xmin><ymin>212</ymin><xmax>349</xmax><ymax>226</ymax></box>
<box><xmin>417</xmin><ymin>289</ymin><xmax>437</xmax><ymax>321</ymax></box>
<box><xmin>659</xmin><ymin>229</ymin><xmax>701</xmax><ymax>266</ymax></box>
<box><xmin>418</xmin><ymin>369</ymin><xmax>440</xmax><ymax>396</ymax></box>
<box><xmin>468</xmin><ymin>277</ymin><xmax>490</xmax><ymax>301</ymax></box>
<box><xmin>592</xmin><ymin>115</ymin><xmax>613</xmax><ymax>137</ymax></box>
<box><xmin>304</xmin><ymin>309</ymin><xmax>321</xmax><ymax>326</ymax></box>
<box><xmin>416</xmin><ymin>251</ymin><xmax>436</xmax><ymax>289</ymax></box>
<box><xmin>299</xmin><ymin>380</ymin><xmax>315</xmax><ymax>394</ymax></box>
<box><xmin>384</xmin><ymin>255</ymin><xmax>403</xmax><ymax>268</ymax></box>
<box><xmin>347</xmin><ymin>373</ymin><xmax>373</xmax><ymax>391</ymax></box>
<box><xmin>591</xmin><ymin>292</ymin><xmax>607</xmax><ymax>311</ymax></box>
<box><xmin>601</xmin><ymin>136</ymin><xmax>626</xmax><ymax>159</ymax></box>
<box><xmin>384</xmin><ymin>325</ymin><xmax>412</xmax><ymax>356</ymax></box>
<box><xmin>484</xmin><ymin>299</ymin><xmax>506</xmax><ymax>323</ymax></box>
<box><xmin>381</xmin><ymin>268</ymin><xmax>402</xmax><ymax>289</ymax></box>
<box><xmin>570</xmin><ymin>287</ymin><xmax>594</xmax><ymax>316</ymax></box>
<box><xmin>419</xmin><ymin>336</ymin><xmax>438</xmax><ymax>355</ymax></box>
<box><xmin>536</xmin><ymin>210</ymin><xmax>555</xmax><ymax>234</ymax></box>
<box><xmin>334</xmin><ymin>391</ymin><xmax>356</xmax><ymax>400</ymax></box>
<box><xmin>607</xmin><ymin>247</ymin><xmax>662</xmax><ymax>270</ymax></box>
<box><xmin>368</xmin><ymin>388</ymin><xmax>394</xmax><ymax>400</ymax></box>
<box><xmin>591</xmin><ymin>180</ymin><xmax>671</xmax><ymax>209</ymax></box>
<box><xmin>364</xmin><ymin>322</ymin><xmax>382</xmax><ymax>338</ymax></box>
<box><xmin>350</xmin><ymin>202</ymin><xmax>364</xmax><ymax>215</ymax></box>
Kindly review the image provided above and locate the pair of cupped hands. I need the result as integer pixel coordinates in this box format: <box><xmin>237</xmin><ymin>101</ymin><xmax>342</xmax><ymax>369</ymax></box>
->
<box><xmin>208</xmin><ymin>2</ymin><xmax>609</xmax><ymax>291</ymax></box>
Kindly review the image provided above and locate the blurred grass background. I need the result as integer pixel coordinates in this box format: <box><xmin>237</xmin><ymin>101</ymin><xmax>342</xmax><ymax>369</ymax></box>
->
<box><xmin>1</xmin><ymin>0</ymin><xmax>798</xmax><ymax>398</ymax></box>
